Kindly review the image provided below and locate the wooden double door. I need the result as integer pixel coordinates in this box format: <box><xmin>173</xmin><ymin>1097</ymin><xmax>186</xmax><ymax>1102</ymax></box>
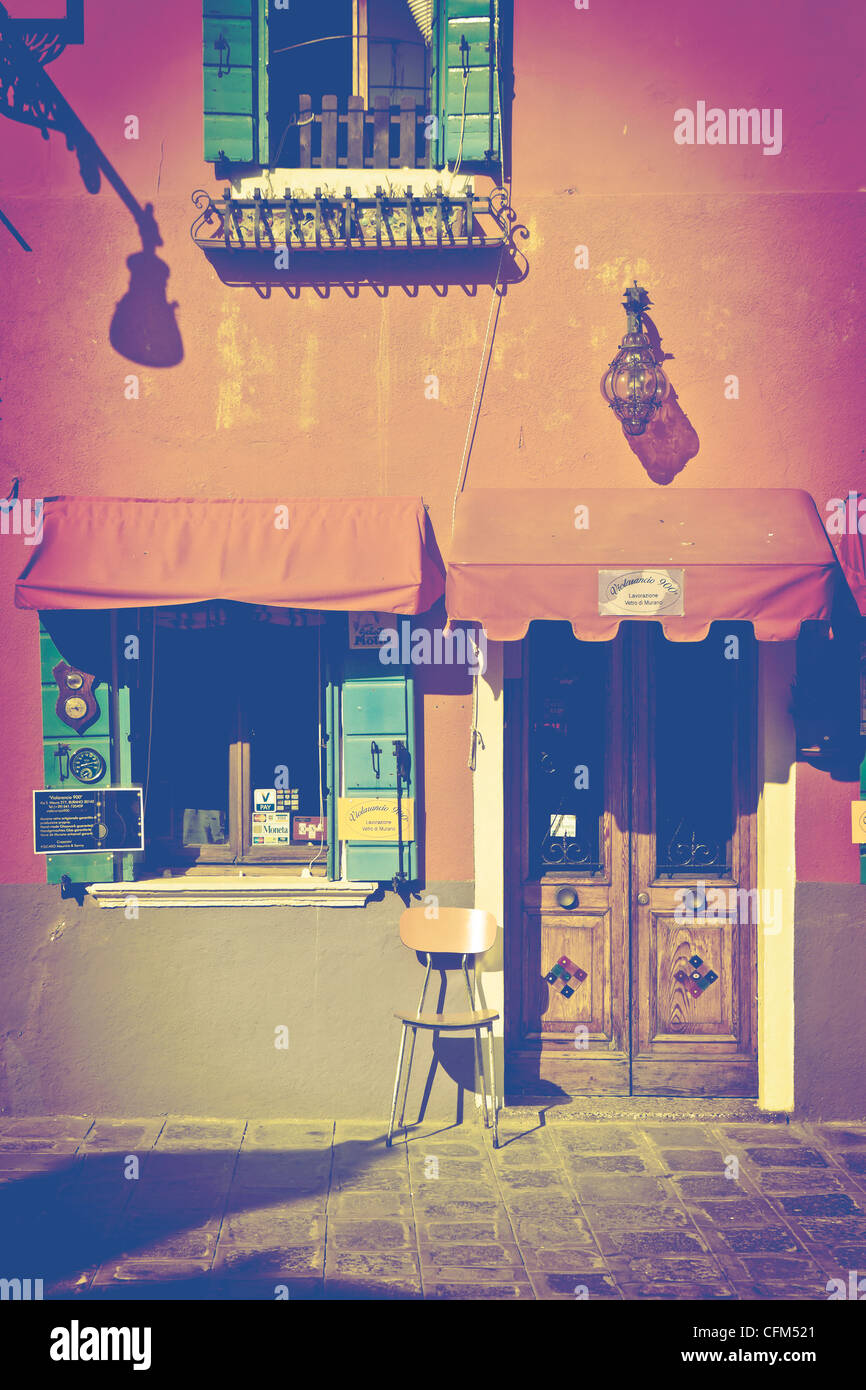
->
<box><xmin>505</xmin><ymin>622</ymin><xmax>758</xmax><ymax>1098</ymax></box>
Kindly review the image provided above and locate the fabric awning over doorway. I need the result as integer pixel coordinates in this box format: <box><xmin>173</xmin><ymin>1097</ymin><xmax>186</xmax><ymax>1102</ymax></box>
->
<box><xmin>14</xmin><ymin>496</ymin><xmax>445</xmax><ymax>614</ymax></box>
<box><xmin>446</xmin><ymin>488</ymin><xmax>839</xmax><ymax>641</ymax></box>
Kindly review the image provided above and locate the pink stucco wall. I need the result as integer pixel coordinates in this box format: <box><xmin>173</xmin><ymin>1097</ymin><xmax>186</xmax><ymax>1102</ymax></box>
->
<box><xmin>0</xmin><ymin>0</ymin><xmax>863</xmax><ymax>883</ymax></box>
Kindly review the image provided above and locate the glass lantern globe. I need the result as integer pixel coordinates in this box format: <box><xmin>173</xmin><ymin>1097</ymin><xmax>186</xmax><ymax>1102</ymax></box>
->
<box><xmin>601</xmin><ymin>285</ymin><xmax>670</xmax><ymax>436</ymax></box>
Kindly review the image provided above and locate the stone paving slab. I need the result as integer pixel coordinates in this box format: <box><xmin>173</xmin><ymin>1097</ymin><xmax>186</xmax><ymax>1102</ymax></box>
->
<box><xmin>92</xmin><ymin>1258</ymin><xmax>215</xmax><ymax>1286</ymax></box>
<box><xmin>81</xmin><ymin>1120</ymin><xmax>166</xmax><ymax>1150</ymax></box>
<box><xmin>212</xmin><ymin>1244</ymin><xmax>325</xmax><ymax>1277</ymax></box>
<box><xmin>210</xmin><ymin>1277</ymin><xmax>325</xmax><ymax>1300</ymax></box>
<box><xmin>157</xmin><ymin>1119</ymin><xmax>247</xmax><ymax>1149</ymax></box>
<box><xmin>0</xmin><ymin>1151</ymin><xmax>83</xmax><ymax>1172</ymax></box>
<box><xmin>243</xmin><ymin>1122</ymin><xmax>333</xmax><ymax>1148</ymax></box>
<box><xmin>0</xmin><ymin>1115</ymin><xmax>93</xmax><ymax>1139</ymax></box>
<box><xmin>6</xmin><ymin>1108</ymin><xmax>866</xmax><ymax>1300</ymax></box>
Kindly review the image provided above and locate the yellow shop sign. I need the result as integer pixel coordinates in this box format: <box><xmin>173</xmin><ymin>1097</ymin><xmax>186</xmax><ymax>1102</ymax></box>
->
<box><xmin>338</xmin><ymin>798</ymin><xmax>414</xmax><ymax>842</ymax></box>
<box><xmin>852</xmin><ymin>802</ymin><xmax>866</xmax><ymax>844</ymax></box>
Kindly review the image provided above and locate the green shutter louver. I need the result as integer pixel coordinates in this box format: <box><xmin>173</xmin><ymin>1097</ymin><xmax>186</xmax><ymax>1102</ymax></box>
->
<box><xmin>337</xmin><ymin>643</ymin><xmax>418</xmax><ymax>886</ymax></box>
<box><xmin>434</xmin><ymin>0</ymin><xmax>501</xmax><ymax>168</ymax></box>
<box><xmin>38</xmin><ymin>615</ymin><xmax>131</xmax><ymax>889</ymax></box>
<box><xmin>203</xmin><ymin>0</ymin><xmax>267</xmax><ymax>164</ymax></box>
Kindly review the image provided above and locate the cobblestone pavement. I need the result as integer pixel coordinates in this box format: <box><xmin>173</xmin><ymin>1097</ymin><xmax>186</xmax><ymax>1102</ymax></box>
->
<box><xmin>2</xmin><ymin>1107</ymin><xmax>866</xmax><ymax>1300</ymax></box>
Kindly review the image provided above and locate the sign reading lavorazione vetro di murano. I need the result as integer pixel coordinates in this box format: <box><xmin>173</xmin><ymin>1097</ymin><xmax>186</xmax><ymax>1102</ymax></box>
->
<box><xmin>337</xmin><ymin>798</ymin><xmax>414</xmax><ymax>842</ymax></box>
<box><xmin>598</xmin><ymin>568</ymin><xmax>685</xmax><ymax>617</ymax></box>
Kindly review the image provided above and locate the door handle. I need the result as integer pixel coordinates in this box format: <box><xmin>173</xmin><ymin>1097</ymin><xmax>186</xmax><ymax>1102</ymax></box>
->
<box><xmin>216</xmin><ymin>33</ymin><xmax>231</xmax><ymax>77</ymax></box>
<box><xmin>370</xmin><ymin>740</ymin><xmax>381</xmax><ymax>779</ymax></box>
<box><xmin>54</xmin><ymin>743</ymin><xmax>70</xmax><ymax>782</ymax></box>
<box><xmin>556</xmin><ymin>886</ymin><xmax>578</xmax><ymax>910</ymax></box>
<box><xmin>637</xmin><ymin>891</ymin><xmax>650</xmax><ymax>906</ymax></box>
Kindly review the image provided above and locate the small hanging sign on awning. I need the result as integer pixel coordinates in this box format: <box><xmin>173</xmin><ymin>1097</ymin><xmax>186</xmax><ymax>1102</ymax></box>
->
<box><xmin>598</xmin><ymin>568</ymin><xmax>685</xmax><ymax>618</ymax></box>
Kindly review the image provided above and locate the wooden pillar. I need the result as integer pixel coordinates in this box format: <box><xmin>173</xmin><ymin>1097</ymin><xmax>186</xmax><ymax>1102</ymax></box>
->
<box><xmin>353</xmin><ymin>0</ymin><xmax>368</xmax><ymax>104</ymax></box>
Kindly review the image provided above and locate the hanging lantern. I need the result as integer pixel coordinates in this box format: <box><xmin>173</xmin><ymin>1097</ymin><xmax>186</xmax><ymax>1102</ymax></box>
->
<box><xmin>601</xmin><ymin>283</ymin><xmax>670</xmax><ymax>436</ymax></box>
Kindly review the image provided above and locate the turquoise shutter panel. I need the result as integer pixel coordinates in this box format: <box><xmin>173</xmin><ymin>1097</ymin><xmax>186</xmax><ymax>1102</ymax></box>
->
<box><xmin>433</xmin><ymin>0</ymin><xmax>500</xmax><ymax>167</ymax></box>
<box><xmin>339</xmin><ymin>650</ymin><xmax>418</xmax><ymax>885</ymax></box>
<box><xmin>38</xmin><ymin>615</ymin><xmax>129</xmax><ymax>888</ymax></box>
<box><xmin>203</xmin><ymin>0</ymin><xmax>268</xmax><ymax>163</ymax></box>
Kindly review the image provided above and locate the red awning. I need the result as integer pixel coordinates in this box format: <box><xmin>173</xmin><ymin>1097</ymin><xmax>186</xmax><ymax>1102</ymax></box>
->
<box><xmin>15</xmin><ymin>496</ymin><xmax>444</xmax><ymax>614</ymax></box>
<box><xmin>446</xmin><ymin>488</ymin><xmax>839</xmax><ymax>641</ymax></box>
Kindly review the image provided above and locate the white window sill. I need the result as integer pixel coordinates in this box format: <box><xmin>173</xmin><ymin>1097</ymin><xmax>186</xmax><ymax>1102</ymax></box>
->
<box><xmin>230</xmin><ymin>169</ymin><xmax>475</xmax><ymax>199</ymax></box>
<box><xmin>86</xmin><ymin>877</ymin><xmax>377</xmax><ymax>909</ymax></box>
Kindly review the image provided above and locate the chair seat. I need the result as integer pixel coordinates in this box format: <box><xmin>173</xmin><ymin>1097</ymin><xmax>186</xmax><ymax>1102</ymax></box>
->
<box><xmin>394</xmin><ymin>1008</ymin><xmax>499</xmax><ymax>1030</ymax></box>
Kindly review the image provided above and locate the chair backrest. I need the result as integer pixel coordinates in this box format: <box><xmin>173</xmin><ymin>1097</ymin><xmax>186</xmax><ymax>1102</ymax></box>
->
<box><xmin>399</xmin><ymin>906</ymin><xmax>498</xmax><ymax>956</ymax></box>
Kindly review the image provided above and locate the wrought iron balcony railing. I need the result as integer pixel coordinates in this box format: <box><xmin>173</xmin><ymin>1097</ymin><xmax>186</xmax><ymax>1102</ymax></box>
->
<box><xmin>190</xmin><ymin>185</ymin><xmax>510</xmax><ymax>254</ymax></box>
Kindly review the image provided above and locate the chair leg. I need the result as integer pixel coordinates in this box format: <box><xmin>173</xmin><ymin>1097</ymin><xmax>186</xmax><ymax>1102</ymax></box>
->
<box><xmin>485</xmin><ymin>1024</ymin><xmax>499</xmax><ymax>1148</ymax></box>
<box><xmin>387</xmin><ymin>1023</ymin><xmax>409</xmax><ymax>1147</ymax></box>
<box><xmin>463</xmin><ymin>959</ymin><xmax>490</xmax><ymax>1131</ymax></box>
<box><xmin>398</xmin><ymin>1024</ymin><xmax>418</xmax><ymax>1131</ymax></box>
<box><xmin>473</xmin><ymin>1027</ymin><xmax>488</xmax><ymax>1127</ymax></box>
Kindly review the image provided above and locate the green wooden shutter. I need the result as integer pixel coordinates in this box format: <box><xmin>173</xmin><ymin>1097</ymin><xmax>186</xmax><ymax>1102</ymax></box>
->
<box><xmin>38</xmin><ymin>615</ymin><xmax>131</xmax><ymax>888</ymax></box>
<box><xmin>335</xmin><ymin>640</ymin><xmax>418</xmax><ymax>885</ymax></box>
<box><xmin>433</xmin><ymin>0</ymin><xmax>500</xmax><ymax>167</ymax></box>
<box><xmin>203</xmin><ymin>0</ymin><xmax>268</xmax><ymax>164</ymax></box>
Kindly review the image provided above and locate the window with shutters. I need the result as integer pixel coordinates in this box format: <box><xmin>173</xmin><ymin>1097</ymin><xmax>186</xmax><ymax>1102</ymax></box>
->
<box><xmin>203</xmin><ymin>0</ymin><xmax>506</xmax><ymax>173</ymax></box>
<box><xmin>37</xmin><ymin>606</ymin><xmax>420</xmax><ymax>890</ymax></box>
<box><xmin>140</xmin><ymin>605</ymin><xmax>330</xmax><ymax>871</ymax></box>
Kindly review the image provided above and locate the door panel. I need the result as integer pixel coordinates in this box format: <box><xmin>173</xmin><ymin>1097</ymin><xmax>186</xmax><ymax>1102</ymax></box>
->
<box><xmin>523</xmin><ymin>911</ymin><xmax>612</xmax><ymax>1042</ymax></box>
<box><xmin>507</xmin><ymin>620</ymin><xmax>757</xmax><ymax>1100</ymax></box>
<box><xmin>654</xmin><ymin>917</ymin><xmax>738</xmax><ymax>1041</ymax></box>
<box><xmin>507</xmin><ymin>624</ymin><xmax>630</xmax><ymax>1097</ymax></box>
<box><xmin>631</xmin><ymin>624</ymin><xmax>757</xmax><ymax>1096</ymax></box>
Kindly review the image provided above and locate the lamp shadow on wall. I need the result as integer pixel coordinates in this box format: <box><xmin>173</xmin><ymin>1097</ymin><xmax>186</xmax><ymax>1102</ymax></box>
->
<box><xmin>66</xmin><ymin>130</ymin><xmax>183</xmax><ymax>368</ymax></box>
<box><xmin>622</xmin><ymin>313</ymin><xmax>700</xmax><ymax>486</ymax></box>
<box><xmin>108</xmin><ymin>202</ymin><xmax>183</xmax><ymax>368</ymax></box>
<box><xmin>0</xmin><ymin>25</ymin><xmax>183</xmax><ymax>367</ymax></box>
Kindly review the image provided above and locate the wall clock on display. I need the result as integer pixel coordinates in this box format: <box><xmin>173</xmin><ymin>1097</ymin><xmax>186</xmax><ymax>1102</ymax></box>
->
<box><xmin>52</xmin><ymin>662</ymin><xmax>100</xmax><ymax>734</ymax></box>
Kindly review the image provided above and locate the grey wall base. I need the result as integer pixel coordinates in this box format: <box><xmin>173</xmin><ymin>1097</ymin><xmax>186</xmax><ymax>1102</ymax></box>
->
<box><xmin>0</xmin><ymin>882</ymin><xmax>475</xmax><ymax>1121</ymax></box>
<box><xmin>4</xmin><ymin>879</ymin><xmax>865</xmax><ymax>1120</ymax></box>
<box><xmin>795</xmin><ymin>882</ymin><xmax>866</xmax><ymax>1120</ymax></box>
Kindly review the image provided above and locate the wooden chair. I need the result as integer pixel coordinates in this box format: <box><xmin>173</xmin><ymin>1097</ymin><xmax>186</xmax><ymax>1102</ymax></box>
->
<box><xmin>386</xmin><ymin>906</ymin><xmax>499</xmax><ymax>1149</ymax></box>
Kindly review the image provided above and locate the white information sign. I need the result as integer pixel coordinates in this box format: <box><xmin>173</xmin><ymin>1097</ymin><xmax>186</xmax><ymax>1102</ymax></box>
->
<box><xmin>598</xmin><ymin>568</ymin><xmax>685</xmax><ymax>617</ymax></box>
